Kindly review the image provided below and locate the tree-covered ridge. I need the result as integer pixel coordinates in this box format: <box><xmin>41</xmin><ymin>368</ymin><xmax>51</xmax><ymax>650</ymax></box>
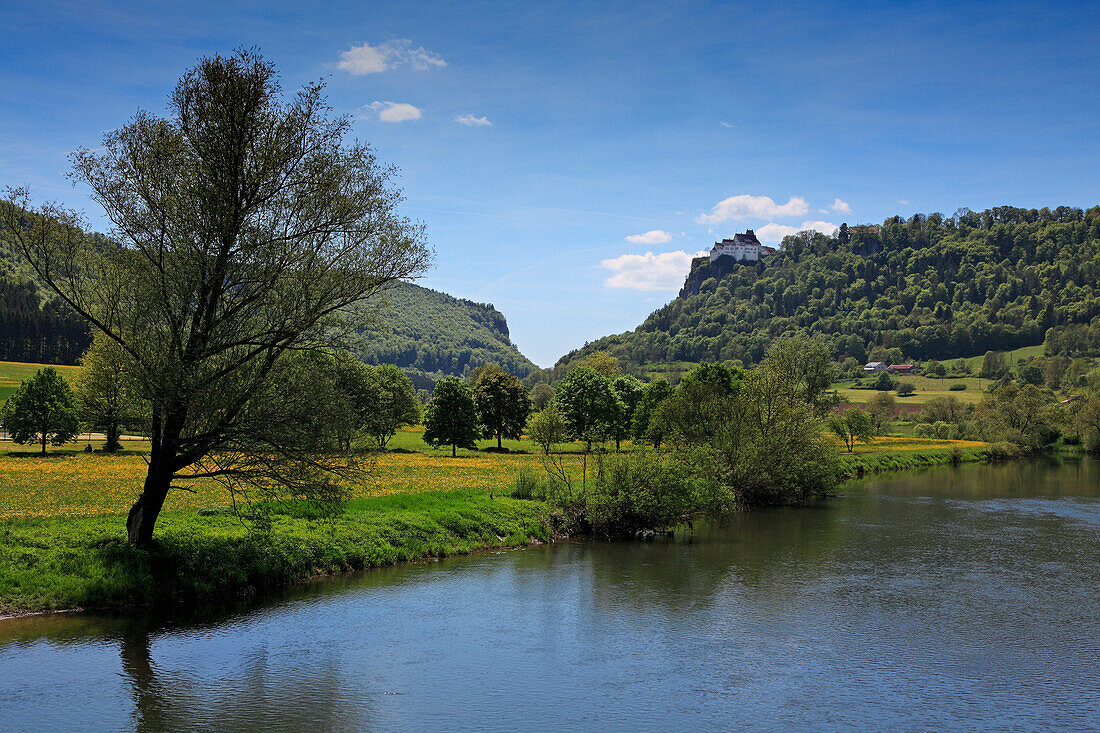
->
<box><xmin>551</xmin><ymin>206</ymin><xmax>1100</xmax><ymax>376</ymax></box>
<box><xmin>0</xmin><ymin>220</ymin><xmax>90</xmax><ymax>365</ymax></box>
<box><xmin>348</xmin><ymin>281</ymin><xmax>538</xmax><ymax>389</ymax></box>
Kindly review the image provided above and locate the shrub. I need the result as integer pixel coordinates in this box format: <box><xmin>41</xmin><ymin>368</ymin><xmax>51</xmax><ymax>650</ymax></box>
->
<box><xmin>987</xmin><ymin>441</ymin><xmax>1021</xmax><ymax>459</ymax></box>
<box><xmin>949</xmin><ymin>383</ymin><xmax>967</xmax><ymax>391</ymax></box>
<box><xmin>584</xmin><ymin>451</ymin><xmax>696</xmax><ymax>537</ymax></box>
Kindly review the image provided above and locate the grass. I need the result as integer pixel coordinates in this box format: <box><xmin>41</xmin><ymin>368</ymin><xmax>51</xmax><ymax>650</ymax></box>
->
<box><xmin>835</xmin><ymin>375</ymin><xmax>990</xmax><ymax>405</ymax></box>
<box><xmin>0</xmin><ymin>360</ymin><xmax>81</xmax><ymax>404</ymax></box>
<box><xmin>0</xmin><ymin>491</ymin><xmax>554</xmax><ymax>614</ymax></box>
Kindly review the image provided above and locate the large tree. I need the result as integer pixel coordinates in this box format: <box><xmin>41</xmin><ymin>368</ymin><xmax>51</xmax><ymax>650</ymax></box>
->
<box><xmin>422</xmin><ymin>377</ymin><xmax>480</xmax><ymax>457</ymax></box>
<box><xmin>1</xmin><ymin>367</ymin><xmax>81</xmax><ymax>454</ymax></box>
<box><xmin>556</xmin><ymin>367</ymin><xmax>620</xmax><ymax>451</ymax></box>
<box><xmin>472</xmin><ymin>366</ymin><xmax>531</xmax><ymax>450</ymax></box>
<box><xmin>1</xmin><ymin>51</ymin><xmax>430</xmax><ymax>543</ymax></box>
<box><xmin>360</xmin><ymin>363</ymin><xmax>420</xmax><ymax>449</ymax></box>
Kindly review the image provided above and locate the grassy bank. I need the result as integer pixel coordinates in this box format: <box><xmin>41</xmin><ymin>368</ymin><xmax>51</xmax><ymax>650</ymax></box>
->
<box><xmin>0</xmin><ymin>431</ymin><xmax>991</xmax><ymax>615</ymax></box>
<box><xmin>0</xmin><ymin>491</ymin><xmax>553</xmax><ymax>615</ymax></box>
<box><xmin>838</xmin><ymin>445</ymin><xmax>989</xmax><ymax>478</ymax></box>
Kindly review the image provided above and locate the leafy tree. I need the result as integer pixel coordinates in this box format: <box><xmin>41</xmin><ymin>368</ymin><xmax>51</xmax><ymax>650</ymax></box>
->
<box><xmin>527</xmin><ymin>403</ymin><xmax>567</xmax><ymax>455</ymax></box>
<box><xmin>765</xmin><ymin>336</ymin><xmax>836</xmax><ymax>416</ymax></box>
<box><xmin>872</xmin><ymin>372</ymin><xmax>896</xmax><ymax>391</ymax></box>
<box><xmin>927</xmin><ymin>361</ymin><xmax>946</xmax><ymax>383</ymax></box>
<box><xmin>838</xmin><ymin>222</ymin><xmax>850</xmax><ymax>245</ymax></box>
<box><xmin>422</xmin><ymin>377</ymin><xmax>480</xmax><ymax>457</ymax></box>
<box><xmin>556</xmin><ymin>367</ymin><xmax>620</xmax><ymax>451</ymax></box>
<box><xmin>631</xmin><ymin>379</ymin><xmax>673</xmax><ymax>446</ymax></box>
<box><xmin>1</xmin><ymin>51</ymin><xmax>430</xmax><ymax>543</ymax></box>
<box><xmin>580</xmin><ymin>350</ymin><xmax>621</xmax><ymax>378</ymax></box>
<box><xmin>829</xmin><ymin>407</ymin><xmax>874</xmax><ymax>453</ymax></box>
<box><xmin>981</xmin><ymin>351</ymin><xmax>1008</xmax><ymax>379</ymax></box>
<box><xmin>865</xmin><ymin>391</ymin><xmax>897</xmax><ymax>435</ymax></box>
<box><xmin>530</xmin><ymin>383</ymin><xmax>554</xmax><ymax>411</ymax></box>
<box><xmin>472</xmin><ymin>366</ymin><xmax>531</xmax><ymax>449</ymax></box>
<box><xmin>73</xmin><ymin>332</ymin><xmax>147</xmax><ymax>451</ymax></box>
<box><xmin>609</xmin><ymin>375</ymin><xmax>644</xmax><ymax>451</ymax></box>
<box><xmin>678</xmin><ymin>362</ymin><xmax>740</xmax><ymax>396</ymax></box>
<box><xmin>360</xmin><ymin>364</ymin><xmax>420</xmax><ymax>449</ymax></box>
<box><xmin>1</xmin><ymin>367</ymin><xmax>80</xmax><ymax>453</ymax></box>
<box><xmin>977</xmin><ymin>382</ymin><xmax>1059</xmax><ymax>449</ymax></box>
<box><xmin>1018</xmin><ymin>364</ymin><xmax>1044</xmax><ymax>386</ymax></box>
<box><xmin>896</xmin><ymin>382</ymin><xmax>916</xmax><ymax>396</ymax></box>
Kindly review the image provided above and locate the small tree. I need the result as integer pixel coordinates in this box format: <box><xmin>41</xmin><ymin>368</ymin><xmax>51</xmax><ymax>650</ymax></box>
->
<box><xmin>527</xmin><ymin>403</ymin><xmax>567</xmax><ymax>455</ymax></box>
<box><xmin>73</xmin><ymin>332</ymin><xmax>147</xmax><ymax>451</ymax></box>
<box><xmin>865</xmin><ymin>391</ymin><xmax>897</xmax><ymax>435</ymax></box>
<box><xmin>1</xmin><ymin>367</ymin><xmax>81</xmax><ymax>454</ymax></box>
<box><xmin>927</xmin><ymin>361</ymin><xmax>946</xmax><ymax>384</ymax></box>
<box><xmin>896</xmin><ymin>382</ymin><xmax>916</xmax><ymax>396</ymax></box>
<box><xmin>360</xmin><ymin>364</ymin><xmax>420</xmax><ymax>449</ymax></box>
<box><xmin>579</xmin><ymin>350</ymin><xmax>622</xmax><ymax>378</ymax></box>
<box><xmin>472</xmin><ymin>366</ymin><xmax>531</xmax><ymax>450</ymax></box>
<box><xmin>422</xmin><ymin>377</ymin><xmax>480</xmax><ymax>457</ymax></box>
<box><xmin>828</xmin><ymin>407</ymin><xmax>874</xmax><ymax>453</ymax></box>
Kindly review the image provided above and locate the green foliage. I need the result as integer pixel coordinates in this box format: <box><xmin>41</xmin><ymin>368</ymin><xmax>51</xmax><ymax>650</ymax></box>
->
<box><xmin>981</xmin><ymin>351</ymin><xmax>1009</xmax><ymax>379</ymax></box>
<box><xmin>547</xmin><ymin>206</ymin><xmax>1100</xmax><ymax>373</ymax></box>
<box><xmin>526</xmin><ymin>403</ymin><xmax>568</xmax><ymax>455</ymax></box>
<box><xmin>631</xmin><ymin>379</ymin><xmax>673</xmax><ymax>445</ymax></box>
<box><xmin>358</xmin><ymin>363</ymin><xmax>421</xmax><ymax>449</ymax></box>
<box><xmin>530</xmin><ymin>383</ymin><xmax>554</xmax><ymax>411</ymax></box>
<box><xmin>345</xmin><ymin>281</ymin><xmax>538</xmax><ymax>390</ymax></box>
<box><xmin>73</xmin><ymin>332</ymin><xmax>148</xmax><ymax>451</ymax></box>
<box><xmin>872</xmin><ymin>371</ymin><xmax>896</xmax><ymax>391</ymax></box>
<box><xmin>472</xmin><ymin>365</ymin><xmax>531</xmax><ymax>449</ymax></box>
<box><xmin>583</xmin><ymin>451</ymin><xmax>697</xmax><ymax>537</ymax></box>
<box><xmin>977</xmin><ymin>382</ymin><xmax>1060</xmax><ymax>450</ymax></box>
<box><xmin>896</xmin><ymin>381</ymin><xmax>916</xmax><ymax>396</ymax></box>
<box><xmin>865</xmin><ymin>391</ymin><xmax>897</xmax><ymax>434</ymax></box>
<box><xmin>608</xmin><ymin>375</ymin><xmax>644</xmax><ymax>450</ymax></box>
<box><xmin>422</xmin><ymin>377</ymin><xmax>480</xmax><ymax>457</ymax></box>
<box><xmin>829</xmin><ymin>407</ymin><xmax>874</xmax><ymax>452</ymax></box>
<box><xmin>555</xmin><ymin>367</ymin><xmax>622</xmax><ymax>450</ymax></box>
<box><xmin>0</xmin><ymin>491</ymin><xmax>551</xmax><ymax>614</ymax></box>
<box><xmin>950</xmin><ymin>383</ymin><xmax>967</xmax><ymax>391</ymax></box>
<box><xmin>0</xmin><ymin>366</ymin><xmax>80</xmax><ymax>453</ymax></box>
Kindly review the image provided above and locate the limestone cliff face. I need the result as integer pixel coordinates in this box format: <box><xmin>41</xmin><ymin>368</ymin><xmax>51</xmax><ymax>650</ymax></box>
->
<box><xmin>678</xmin><ymin>255</ymin><xmax>761</xmax><ymax>297</ymax></box>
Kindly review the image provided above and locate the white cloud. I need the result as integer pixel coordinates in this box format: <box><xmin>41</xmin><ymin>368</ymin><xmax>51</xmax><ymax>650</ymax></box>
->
<box><xmin>720</xmin><ymin>121</ymin><xmax>733</xmax><ymax>128</ymax></box>
<box><xmin>361</xmin><ymin>101</ymin><xmax>422</xmax><ymax>123</ymax></box>
<box><xmin>696</xmin><ymin>194</ymin><xmax>809</xmax><ymax>224</ymax></box>
<box><xmin>336</xmin><ymin>40</ymin><xmax>446</xmax><ymax>75</ymax></box>
<box><xmin>624</xmin><ymin>230</ymin><xmax>672</xmax><ymax>245</ymax></box>
<box><xmin>455</xmin><ymin>114</ymin><xmax>492</xmax><ymax>126</ymax></box>
<box><xmin>601</xmin><ymin>249</ymin><xmax>708</xmax><ymax>291</ymax></box>
<box><xmin>756</xmin><ymin>220</ymin><xmax>838</xmax><ymax>244</ymax></box>
<box><xmin>830</xmin><ymin>198</ymin><xmax>852</xmax><ymax>214</ymax></box>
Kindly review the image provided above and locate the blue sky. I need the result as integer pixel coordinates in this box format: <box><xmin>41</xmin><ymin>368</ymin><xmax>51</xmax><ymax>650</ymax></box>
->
<box><xmin>3</xmin><ymin>1</ymin><xmax>1099</xmax><ymax>366</ymax></box>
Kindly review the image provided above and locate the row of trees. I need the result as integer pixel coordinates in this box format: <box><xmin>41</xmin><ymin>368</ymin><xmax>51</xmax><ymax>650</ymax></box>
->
<box><xmin>0</xmin><ymin>342</ymin><xmax>424</xmax><ymax>456</ymax></box>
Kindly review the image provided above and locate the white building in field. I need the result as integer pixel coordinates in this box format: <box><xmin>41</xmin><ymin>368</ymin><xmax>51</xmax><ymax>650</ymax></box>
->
<box><xmin>709</xmin><ymin>230</ymin><xmax>763</xmax><ymax>263</ymax></box>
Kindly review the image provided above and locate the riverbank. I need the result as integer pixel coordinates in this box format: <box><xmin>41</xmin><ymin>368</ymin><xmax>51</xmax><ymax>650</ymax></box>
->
<box><xmin>0</xmin><ymin>436</ymin><xmax>994</xmax><ymax>616</ymax></box>
<box><xmin>0</xmin><ymin>491</ymin><xmax>554</xmax><ymax>616</ymax></box>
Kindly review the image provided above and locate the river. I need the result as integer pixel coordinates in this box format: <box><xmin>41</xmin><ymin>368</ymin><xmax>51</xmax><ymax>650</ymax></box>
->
<box><xmin>2</xmin><ymin>458</ymin><xmax>1099</xmax><ymax>731</ymax></box>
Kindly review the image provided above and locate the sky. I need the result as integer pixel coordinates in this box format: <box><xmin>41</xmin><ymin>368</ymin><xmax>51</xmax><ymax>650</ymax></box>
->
<box><xmin>2</xmin><ymin>0</ymin><xmax>1100</xmax><ymax>367</ymax></box>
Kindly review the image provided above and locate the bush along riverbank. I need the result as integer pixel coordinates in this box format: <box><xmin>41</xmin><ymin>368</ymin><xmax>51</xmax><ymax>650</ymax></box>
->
<box><xmin>837</xmin><ymin>445</ymin><xmax>990</xmax><ymax>478</ymax></box>
<box><xmin>0</xmin><ymin>491</ymin><xmax>554</xmax><ymax>616</ymax></box>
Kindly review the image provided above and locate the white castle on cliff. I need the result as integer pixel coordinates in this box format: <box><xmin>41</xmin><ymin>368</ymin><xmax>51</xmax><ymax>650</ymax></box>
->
<box><xmin>709</xmin><ymin>230</ymin><xmax>763</xmax><ymax>263</ymax></box>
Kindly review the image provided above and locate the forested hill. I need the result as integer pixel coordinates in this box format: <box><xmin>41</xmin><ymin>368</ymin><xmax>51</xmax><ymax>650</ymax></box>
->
<box><xmin>546</xmin><ymin>206</ymin><xmax>1100</xmax><ymax>378</ymax></box>
<box><xmin>1</xmin><ymin>215</ymin><xmax>536</xmax><ymax>386</ymax></box>
<box><xmin>348</xmin><ymin>281</ymin><xmax>538</xmax><ymax>389</ymax></box>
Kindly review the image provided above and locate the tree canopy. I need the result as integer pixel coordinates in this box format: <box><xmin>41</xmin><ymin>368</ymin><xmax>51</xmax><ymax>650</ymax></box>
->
<box><xmin>422</xmin><ymin>377</ymin><xmax>480</xmax><ymax>457</ymax></box>
<box><xmin>1</xmin><ymin>367</ymin><xmax>80</xmax><ymax>454</ymax></box>
<box><xmin>1</xmin><ymin>50</ymin><xmax>430</xmax><ymax>543</ymax></box>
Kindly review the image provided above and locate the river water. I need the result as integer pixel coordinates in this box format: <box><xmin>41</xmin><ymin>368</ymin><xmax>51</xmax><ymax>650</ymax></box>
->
<box><xmin>2</xmin><ymin>459</ymin><xmax>1099</xmax><ymax>731</ymax></box>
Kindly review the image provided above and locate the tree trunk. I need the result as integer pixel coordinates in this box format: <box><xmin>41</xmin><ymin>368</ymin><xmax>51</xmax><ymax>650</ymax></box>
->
<box><xmin>41</xmin><ymin>432</ymin><xmax>47</xmax><ymax>454</ymax></box>
<box><xmin>497</xmin><ymin>433</ymin><xmax>502</xmax><ymax>450</ymax></box>
<box><xmin>106</xmin><ymin>421</ymin><xmax>121</xmax><ymax>452</ymax></box>
<box><xmin>452</xmin><ymin>443</ymin><xmax>456</xmax><ymax>458</ymax></box>
<box><xmin>127</xmin><ymin>457</ymin><xmax>173</xmax><ymax>545</ymax></box>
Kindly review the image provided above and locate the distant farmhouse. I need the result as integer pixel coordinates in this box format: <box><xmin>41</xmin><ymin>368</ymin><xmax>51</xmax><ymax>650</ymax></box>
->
<box><xmin>709</xmin><ymin>230</ymin><xmax>763</xmax><ymax>263</ymax></box>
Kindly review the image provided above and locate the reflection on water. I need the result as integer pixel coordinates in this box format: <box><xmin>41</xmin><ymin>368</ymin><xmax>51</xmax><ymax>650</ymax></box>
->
<box><xmin>2</xmin><ymin>458</ymin><xmax>1100</xmax><ymax>731</ymax></box>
